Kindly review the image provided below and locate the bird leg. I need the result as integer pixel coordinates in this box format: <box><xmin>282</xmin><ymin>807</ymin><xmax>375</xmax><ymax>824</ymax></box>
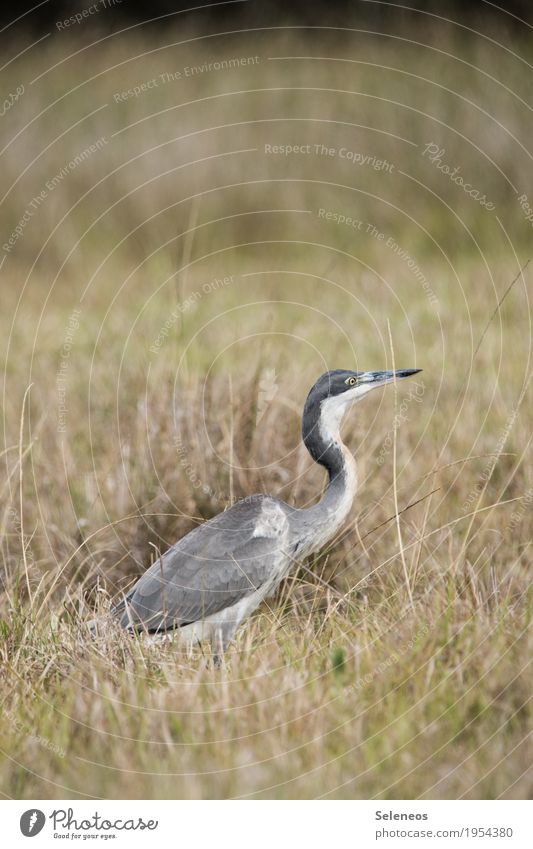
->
<box><xmin>210</xmin><ymin>622</ymin><xmax>237</xmax><ymax>668</ymax></box>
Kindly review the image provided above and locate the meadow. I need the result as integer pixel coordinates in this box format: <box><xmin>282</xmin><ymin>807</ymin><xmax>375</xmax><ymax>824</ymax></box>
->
<box><xmin>0</xmin><ymin>20</ymin><xmax>531</xmax><ymax>798</ymax></box>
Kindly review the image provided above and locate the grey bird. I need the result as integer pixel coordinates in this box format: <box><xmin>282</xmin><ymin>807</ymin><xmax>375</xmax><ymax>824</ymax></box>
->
<box><xmin>93</xmin><ymin>368</ymin><xmax>421</xmax><ymax>660</ymax></box>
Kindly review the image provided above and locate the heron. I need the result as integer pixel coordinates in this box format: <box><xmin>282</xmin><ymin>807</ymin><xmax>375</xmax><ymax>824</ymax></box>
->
<box><xmin>93</xmin><ymin>368</ymin><xmax>421</xmax><ymax>661</ymax></box>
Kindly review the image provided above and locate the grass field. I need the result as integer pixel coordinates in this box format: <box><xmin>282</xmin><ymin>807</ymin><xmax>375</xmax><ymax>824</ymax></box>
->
<box><xmin>0</xmin><ymin>20</ymin><xmax>532</xmax><ymax>799</ymax></box>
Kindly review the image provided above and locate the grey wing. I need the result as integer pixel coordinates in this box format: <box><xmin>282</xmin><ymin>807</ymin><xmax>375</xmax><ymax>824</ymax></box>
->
<box><xmin>115</xmin><ymin>497</ymin><xmax>291</xmax><ymax>632</ymax></box>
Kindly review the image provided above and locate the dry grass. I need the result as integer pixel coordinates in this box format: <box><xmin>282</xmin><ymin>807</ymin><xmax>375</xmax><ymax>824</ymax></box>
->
<box><xmin>0</xmin><ymin>23</ymin><xmax>532</xmax><ymax>799</ymax></box>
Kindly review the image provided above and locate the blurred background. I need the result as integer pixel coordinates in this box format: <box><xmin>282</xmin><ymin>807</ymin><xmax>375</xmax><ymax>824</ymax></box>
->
<box><xmin>0</xmin><ymin>0</ymin><xmax>531</xmax><ymax>800</ymax></box>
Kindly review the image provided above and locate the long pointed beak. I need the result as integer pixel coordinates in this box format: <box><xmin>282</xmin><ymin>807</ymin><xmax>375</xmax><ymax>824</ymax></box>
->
<box><xmin>360</xmin><ymin>368</ymin><xmax>422</xmax><ymax>386</ymax></box>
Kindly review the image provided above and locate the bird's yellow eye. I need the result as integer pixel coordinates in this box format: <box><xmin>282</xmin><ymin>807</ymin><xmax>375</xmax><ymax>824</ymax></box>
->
<box><xmin>345</xmin><ymin>376</ymin><xmax>357</xmax><ymax>386</ymax></box>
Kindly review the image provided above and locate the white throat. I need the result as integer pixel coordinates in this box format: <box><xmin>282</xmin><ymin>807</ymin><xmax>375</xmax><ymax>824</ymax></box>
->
<box><xmin>319</xmin><ymin>394</ymin><xmax>348</xmax><ymax>445</ymax></box>
<box><xmin>318</xmin><ymin>385</ymin><xmax>367</xmax><ymax>445</ymax></box>
<box><xmin>307</xmin><ymin>392</ymin><xmax>359</xmax><ymax>546</ymax></box>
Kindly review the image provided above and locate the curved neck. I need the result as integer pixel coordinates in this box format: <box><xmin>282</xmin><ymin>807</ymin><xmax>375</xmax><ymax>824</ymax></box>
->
<box><xmin>299</xmin><ymin>395</ymin><xmax>358</xmax><ymax>550</ymax></box>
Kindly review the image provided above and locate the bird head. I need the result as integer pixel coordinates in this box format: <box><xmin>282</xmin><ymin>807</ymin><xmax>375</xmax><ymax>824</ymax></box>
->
<box><xmin>307</xmin><ymin>367</ymin><xmax>422</xmax><ymax>404</ymax></box>
<box><xmin>303</xmin><ymin>368</ymin><xmax>422</xmax><ymax>443</ymax></box>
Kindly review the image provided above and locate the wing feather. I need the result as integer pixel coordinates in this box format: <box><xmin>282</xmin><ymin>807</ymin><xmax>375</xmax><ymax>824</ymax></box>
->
<box><xmin>115</xmin><ymin>497</ymin><xmax>290</xmax><ymax>632</ymax></box>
